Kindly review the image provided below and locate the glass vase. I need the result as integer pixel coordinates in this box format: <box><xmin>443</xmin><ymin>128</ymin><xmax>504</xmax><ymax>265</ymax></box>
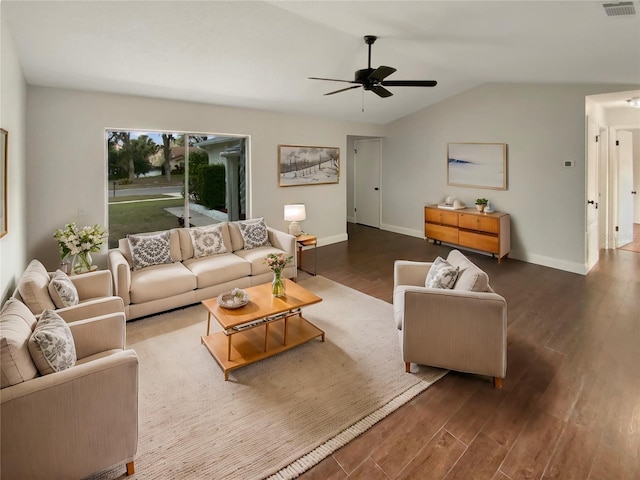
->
<box><xmin>73</xmin><ymin>251</ymin><xmax>93</xmax><ymax>274</ymax></box>
<box><xmin>272</xmin><ymin>271</ymin><xmax>286</xmax><ymax>297</ymax></box>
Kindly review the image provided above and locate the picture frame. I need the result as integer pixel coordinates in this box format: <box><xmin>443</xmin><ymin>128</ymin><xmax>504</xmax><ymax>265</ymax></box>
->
<box><xmin>447</xmin><ymin>142</ymin><xmax>507</xmax><ymax>190</ymax></box>
<box><xmin>278</xmin><ymin>145</ymin><xmax>340</xmax><ymax>187</ymax></box>
<box><xmin>0</xmin><ymin>129</ymin><xmax>7</xmax><ymax>238</ymax></box>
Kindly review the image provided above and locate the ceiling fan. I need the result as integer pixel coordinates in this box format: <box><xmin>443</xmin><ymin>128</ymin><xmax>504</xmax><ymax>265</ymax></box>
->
<box><xmin>309</xmin><ymin>35</ymin><xmax>437</xmax><ymax>98</ymax></box>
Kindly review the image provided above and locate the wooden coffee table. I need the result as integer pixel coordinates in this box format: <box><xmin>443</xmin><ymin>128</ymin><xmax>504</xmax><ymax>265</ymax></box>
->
<box><xmin>201</xmin><ymin>279</ymin><xmax>324</xmax><ymax>380</ymax></box>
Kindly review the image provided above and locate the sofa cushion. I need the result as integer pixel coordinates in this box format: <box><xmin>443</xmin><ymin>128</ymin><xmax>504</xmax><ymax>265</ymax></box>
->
<box><xmin>128</xmin><ymin>231</ymin><xmax>174</xmax><ymax>270</ymax></box>
<box><xmin>0</xmin><ymin>299</ymin><xmax>39</xmax><ymax>388</ymax></box>
<box><xmin>119</xmin><ymin>229</ymin><xmax>181</xmax><ymax>267</ymax></box>
<box><xmin>183</xmin><ymin>253</ymin><xmax>252</xmax><ymax>289</ymax></box>
<box><xmin>446</xmin><ymin>250</ymin><xmax>489</xmax><ymax>292</ymax></box>
<box><xmin>48</xmin><ymin>269</ymin><xmax>79</xmax><ymax>308</ymax></box>
<box><xmin>28</xmin><ymin>310</ymin><xmax>77</xmax><ymax>376</ymax></box>
<box><xmin>233</xmin><ymin>246</ymin><xmax>291</xmax><ymax>276</ymax></box>
<box><xmin>179</xmin><ymin>223</ymin><xmax>232</xmax><ymax>260</ymax></box>
<box><xmin>228</xmin><ymin>218</ymin><xmax>271</xmax><ymax>252</ymax></box>
<box><xmin>188</xmin><ymin>224</ymin><xmax>228</xmax><ymax>258</ymax></box>
<box><xmin>238</xmin><ymin>218</ymin><xmax>271</xmax><ymax>250</ymax></box>
<box><xmin>425</xmin><ymin>257</ymin><xmax>459</xmax><ymax>289</ymax></box>
<box><xmin>129</xmin><ymin>263</ymin><xmax>197</xmax><ymax>304</ymax></box>
<box><xmin>17</xmin><ymin>259</ymin><xmax>56</xmax><ymax>314</ymax></box>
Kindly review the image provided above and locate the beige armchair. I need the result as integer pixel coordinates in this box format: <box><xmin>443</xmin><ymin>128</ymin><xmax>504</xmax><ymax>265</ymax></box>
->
<box><xmin>393</xmin><ymin>250</ymin><xmax>507</xmax><ymax>388</ymax></box>
<box><xmin>0</xmin><ymin>298</ymin><xmax>139</xmax><ymax>479</ymax></box>
<box><xmin>13</xmin><ymin>259</ymin><xmax>125</xmax><ymax>322</ymax></box>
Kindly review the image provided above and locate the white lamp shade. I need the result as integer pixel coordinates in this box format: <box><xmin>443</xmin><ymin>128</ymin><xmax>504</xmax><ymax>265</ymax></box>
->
<box><xmin>284</xmin><ymin>204</ymin><xmax>306</xmax><ymax>222</ymax></box>
<box><xmin>284</xmin><ymin>204</ymin><xmax>306</xmax><ymax>236</ymax></box>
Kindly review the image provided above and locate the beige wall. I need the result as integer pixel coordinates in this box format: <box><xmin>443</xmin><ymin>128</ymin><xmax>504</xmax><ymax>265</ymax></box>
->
<box><xmin>25</xmin><ymin>87</ymin><xmax>384</xmax><ymax>270</ymax></box>
<box><xmin>0</xmin><ymin>13</ymin><xmax>28</xmax><ymax>301</ymax></box>
<box><xmin>381</xmin><ymin>83</ymin><xmax>639</xmax><ymax>274</ymax></box>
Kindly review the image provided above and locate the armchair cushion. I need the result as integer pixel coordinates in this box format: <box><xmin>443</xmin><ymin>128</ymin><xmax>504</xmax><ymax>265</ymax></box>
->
<box><xmin>425</xmin><ymin>257</ymin><xmax>459</xmax><ymax>289</ymax></box>
<box><xmin>48</xmin><ymin>269</ymin><xmax>79</xmax><ymax>308</ymax></box>
<box><xmin>17</xmin><ymin>259</ymin><xmax>56</xmax><ymax>314</ymax></box>
<box><xmin>447</xmin><ymin>249</ymin><xmax>489</xmax><ymax>292</ymax></box>
<box><xmin>28</xmin><ymin>310</ymin><xmax>77</xmax><ymax>375</ymax></box>
<box><xmin>0</xmin><ymin>299</ymin><xmax>38</xmax><ymax>388</ymax></box>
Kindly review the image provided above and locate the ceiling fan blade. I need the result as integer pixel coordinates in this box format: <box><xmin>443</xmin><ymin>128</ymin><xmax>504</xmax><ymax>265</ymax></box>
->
<box><xmin>309</xmin><ymin>77</ymin><xmax>357</xmax><ymax>84</ymax></box>
<box><xmin>324</xmin><ymin>85</ymin><xmax>362</xmax><ymax>96</ymax></box>
<box><xmin>368</xmin><ymin>66</ymin><xmax>396</xmax><ymax>82</ymax></box>
<box><xmin>371</xmin><ymin>85</ymin><xmax>393</xmax><ymax>98</ymax></box>
<box><xmin>381</xmin><ymin>80</ymin><xmax>438</xmax><ymax>87</ymax></box>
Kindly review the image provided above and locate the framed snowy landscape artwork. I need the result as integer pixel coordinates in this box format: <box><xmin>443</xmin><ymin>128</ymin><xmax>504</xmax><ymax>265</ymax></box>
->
<box><xmin>278</xmin><ymin>145</ymin><xmax>340</xmax><ymax>187</ymax></box>
<box><xmin>447</xmin><ymin>142</ymin><xmax>507</xmax><ymax>190</ymax></box>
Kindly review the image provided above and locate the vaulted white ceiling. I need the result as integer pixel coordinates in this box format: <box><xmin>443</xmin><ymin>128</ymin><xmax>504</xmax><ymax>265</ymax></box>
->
<box><xmin>3</xmin><ymin>1</ymin><xmax>640</xmax><ymax>124</ymax></box>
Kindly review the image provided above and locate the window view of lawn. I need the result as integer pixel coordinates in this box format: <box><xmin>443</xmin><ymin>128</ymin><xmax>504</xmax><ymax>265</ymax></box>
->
<box><xmin>106</xmin><ymin>130</ymin><xmax>248</xmax><ymax>249</ymax></box>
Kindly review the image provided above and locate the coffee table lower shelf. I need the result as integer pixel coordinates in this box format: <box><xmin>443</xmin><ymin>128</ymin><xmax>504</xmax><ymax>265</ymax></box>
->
<box><xmin>201</xmin><ymin>315</ymin><xmax>324</xmax><ymax>381</ymax></box>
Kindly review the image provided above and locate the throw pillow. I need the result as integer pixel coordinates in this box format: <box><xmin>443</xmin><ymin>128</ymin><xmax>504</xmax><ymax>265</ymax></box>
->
<box><xmin>127</xmin><ymin>231</ymin><xmax>173</xmax><ymax>270</ymax></box>
<box><xmin>28</xmin><ymin>310</ymin><xmax>77</xmax><ymax>376</ymax></box>
<box><xmin>189</xmin><ymin>224</ymin><xmax>227</xmax><ymax>259</ymax></box>
<box><xmin>238</xmin><ymin>218</ymin><xmax>271</xmax><ymax>250</ymax></box>
<box><xmin>425</xmin><ymin>256</ymin><xmax>460</xmax><ymax>289</ymax></box>
<box><xmin>48</xmin><ymin>269</ymin><xmax>80</xmax><ymax>308</ymax></box>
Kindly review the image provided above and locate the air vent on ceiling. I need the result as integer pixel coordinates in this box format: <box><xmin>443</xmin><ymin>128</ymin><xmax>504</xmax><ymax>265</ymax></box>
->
<box><xmin>602</xmin><ymin>2</ymin><xmax>636</xmax><ymax>16</ymax></box>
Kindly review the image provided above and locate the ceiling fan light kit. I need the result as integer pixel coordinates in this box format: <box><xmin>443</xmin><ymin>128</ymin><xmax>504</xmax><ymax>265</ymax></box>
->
<box><xmin>309</xmin><ymin>35</ymin><xmax>437</xmax><ymax>98</ymax></box>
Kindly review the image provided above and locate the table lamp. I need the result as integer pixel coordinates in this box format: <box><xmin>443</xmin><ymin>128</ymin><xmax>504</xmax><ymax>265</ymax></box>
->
<box><xmin>284</xmin><ymin>204</ymin><xmax>306</xmax><ymax>236</ymax></box>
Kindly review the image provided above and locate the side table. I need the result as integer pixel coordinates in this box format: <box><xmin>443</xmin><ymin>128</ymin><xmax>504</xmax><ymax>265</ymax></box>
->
<box><xmin>296</xmin><ymin>234</ymin><xmax>317</xmax><ymax>276</ymax></box>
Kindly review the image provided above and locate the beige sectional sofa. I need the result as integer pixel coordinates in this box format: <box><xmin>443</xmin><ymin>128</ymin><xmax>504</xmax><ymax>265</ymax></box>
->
<box><xmin>108</xmin><ymin>220</ymin><xmax>297</xmax><ymax>320</ymax></box>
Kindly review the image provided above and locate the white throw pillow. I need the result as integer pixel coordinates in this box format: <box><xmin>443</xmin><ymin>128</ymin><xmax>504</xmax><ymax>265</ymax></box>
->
<box><xmin>127</xmin><ymin>231</ymin><xmax>173</xmax><ymax>270</ymax></box>
<box><xmin>189</xmin><ymin>224</ymin><xmax>227</xmax><ymax>258</ymax></box>
<box><xmin>238</xmin><ymin>218</ymin><xmax>271</xmax><ymax>250</ymax></box>
<box><xmin>48</xmin><ymin>269</ymin><xmax>79</xmax><ymax>308</ymax></box>
<box><xmin>28</xmin><ymin>310</ymin><xmax>77</xmax><ymax>375</ymax></box>
<box><xmin>425</xmin><ymin>256</ymin><xmax>460</xmax><ymax>289</ymax></box>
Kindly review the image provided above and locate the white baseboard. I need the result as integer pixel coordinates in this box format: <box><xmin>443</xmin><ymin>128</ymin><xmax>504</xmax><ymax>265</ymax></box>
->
<box><xmin>317</xmin><ymin>233</ymin><xmax>348</xmax><ymax>247</ymax></box>
<box><xmin>380</xmin><ymin>223</ymin><xmax>424</xmax><ymax>239</ymax></box>
<box><xmin>379</xmin><ymin>223</ymin><xmax>587</xmax><ymax>275</ymax></box>
<box><xmin>511</xmin><ymin>251</ymin><xmax>587</xmax><ymax>275</ymax></box>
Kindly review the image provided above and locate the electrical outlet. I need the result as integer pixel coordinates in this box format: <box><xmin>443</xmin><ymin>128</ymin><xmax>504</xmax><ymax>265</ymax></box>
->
<box><xmin>564</xmin><ymin>160</ymin><xmax>573</xmax><ymax>167</ymax></box>
<box><xmin>78</xmin><ymin>208</ymin><xmax>88</xmax><ymax>217</ymax></box>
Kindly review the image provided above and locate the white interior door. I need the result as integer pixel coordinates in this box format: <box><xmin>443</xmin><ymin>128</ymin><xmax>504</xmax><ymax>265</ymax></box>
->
<box><xmin>617</xmin><ymin>130</ymin><xmax>634</xmax><ymax>247</ymax></box>
<box><xmin>586</xmin><ymin>118</ymin><xmax>599</xmax><ymax>271</ymax></box>
<box><xmin>354</xmin><ymin>139</ymin><xmax>381</xmax><ymax>228</ymax></box>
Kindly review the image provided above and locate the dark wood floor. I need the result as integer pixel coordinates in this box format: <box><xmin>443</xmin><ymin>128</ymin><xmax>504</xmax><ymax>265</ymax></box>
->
<box><xmin>296</xmin><ymin>223</ymin><xmax>640</xmax><ymax>480</ymax></box>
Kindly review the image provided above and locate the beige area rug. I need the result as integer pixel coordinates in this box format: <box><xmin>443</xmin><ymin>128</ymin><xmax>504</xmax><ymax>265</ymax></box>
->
<box><xmin>90</xmin><ymin>276</ymin><xmax>447</xmax><ymax>480</ymax></box>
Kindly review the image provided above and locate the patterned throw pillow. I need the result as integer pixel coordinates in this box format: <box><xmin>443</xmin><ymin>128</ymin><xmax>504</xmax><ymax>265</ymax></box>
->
<box><xmin>238</xmin><ymin>218</ymin><xmax>271</xmax><ymax>250</ymax></box>
<box><xmin>425</xmin><ymin>256</ymin><xmax>460</xmax><ymax>289</ymax></box>
<box><xmin>28</xmin><ymin>310</ymin><xmax>77</xmax><ymax>375</ymax></box>
<box><xmin>48</xmin><ymin>269</ymin><xmax>79</xmax><ymax>308</ymax></box>
<box><xmin>189</xmin><ymin>224</ymin><xmax>227</xmax><ymax>259</ymax></box>
<box><xmin>127</xmin><ymin>231</ymin><xmax>173</xmax><ymax>270</ymax></box>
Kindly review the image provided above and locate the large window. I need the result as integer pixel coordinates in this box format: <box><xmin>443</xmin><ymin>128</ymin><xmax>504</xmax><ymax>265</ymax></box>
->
<box><xmin>106</xmin><ymin>130</ymin><xmax>247</xmax><ymax>248</ymax></box>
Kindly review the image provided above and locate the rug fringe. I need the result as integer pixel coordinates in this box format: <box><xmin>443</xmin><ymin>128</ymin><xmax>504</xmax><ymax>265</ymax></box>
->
<box><xmin>266</xmin><ymin>375</ymin><xmax>445</xmax><ymax>480</ymax></box>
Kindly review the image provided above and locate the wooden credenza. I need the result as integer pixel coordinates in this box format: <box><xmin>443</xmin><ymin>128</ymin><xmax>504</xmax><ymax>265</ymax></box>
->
<box><xmin>424</xmin><ymin>205</ymin><xmax>510</xmax><ymax>262</ymax></box>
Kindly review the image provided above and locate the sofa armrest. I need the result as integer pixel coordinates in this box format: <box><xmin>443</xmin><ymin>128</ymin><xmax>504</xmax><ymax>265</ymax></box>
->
<box><xmin>55</xmin><ymin>296</ymin><xmax>125</xmax><ymax>324</ymax></box>
<box><xmin>394</xmin><ymin>260</ymin><xmax>433</xmax><ymax>288</ymax></box>
<box><xmin>108</xmin><ymin>249</ymin><xmax>131</xmax><ymax>306</ymax></box>
<box><xmin>0</xmin><ymin>350</ymin><xmax>138</xmax><ymax>480</ymax></box>
<box><xmin>68</xmin><ymin>311</ymin><xmax>126</xmax><ymax>360</ymax></box>
<box><xmin>70</xmin><ymin>269</ymin><xmax>113</xmax><ymax>299</ymax></box>
<box><xmin>268</xmin><ymin>227</ymin><xmax>296</xmax><ymax>258</ymax></box>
